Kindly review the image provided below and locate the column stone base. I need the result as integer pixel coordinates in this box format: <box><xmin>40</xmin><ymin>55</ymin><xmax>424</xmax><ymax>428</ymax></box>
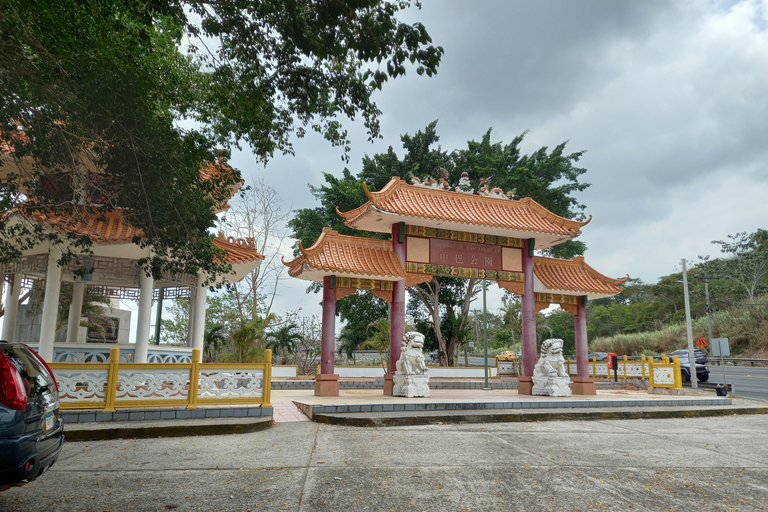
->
<box><xmin>314</xmin><ymin>374</ymin><xmax>340</xmax><ymax>396</ymax></box>
<box><xmin>517</xmin><ymin>376</ymin><xmax>533</xmax><ymax>395</ymax></box>
<box><xmin>571</xmin><ymin>377</ymin><xmax>597</xmax><ymax>395</ymax></box>
<box><xmin>383</xmin><ymin>374</ymin><xmax>394</xmax><ymax>396</ymax></box>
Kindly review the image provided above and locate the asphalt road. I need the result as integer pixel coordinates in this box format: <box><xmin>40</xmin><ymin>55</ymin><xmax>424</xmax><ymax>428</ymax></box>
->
<box><xmin>3</xmin><ymin>415</ymin><xmax>768</xmax><ymax>511</ymax></box>
<box><xmin>705</xmin><ymin>365</ymin><xmax>768</xmax><ymax>401</ymax></box>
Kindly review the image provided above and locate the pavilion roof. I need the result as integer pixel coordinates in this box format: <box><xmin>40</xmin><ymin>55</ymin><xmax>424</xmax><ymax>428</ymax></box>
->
<box><xmin>282</xmin><ymin>228</ymin><xmax>405</xmax><ymax>281</ymax></box>
<box><xmin>22</xmin><ymin>209</ymin><xmax>142</xmax><ymax>243</ymax></box>
<box><xmin>212</xmin><ymin>232</ymin><xmax>265</xmax><ymax>264</ymax></box>
<box><xmin>534</xmin><ymin>255</ymin><xmax>628</xmax><ymax>299</ymax></box>
<box><xmin>336</xmin><ymin>177</ymin><xmax>590</xmax><ymax>249</ymax></box>
<box><xmin>5</xmin><ymin>209</ymin><xmax>264</xmax><ymax>266</ymax></box>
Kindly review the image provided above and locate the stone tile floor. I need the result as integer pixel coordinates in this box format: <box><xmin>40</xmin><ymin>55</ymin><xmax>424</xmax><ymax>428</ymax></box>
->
<box><xmin>271</xmin><ymin>394</ymin><xmax>311</xmax><ymax>423</ymax></box>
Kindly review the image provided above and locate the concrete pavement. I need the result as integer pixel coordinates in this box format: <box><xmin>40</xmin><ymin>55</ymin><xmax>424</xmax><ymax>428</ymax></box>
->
<box><xmin>3</xmin><ymin>415</ymin><xmax>768</xmax><ymax>511</ymax></box>
<box><xmin>60</xmin><ymin>386</ymin><xmax>768</xmax><ymax>441</ymax></box>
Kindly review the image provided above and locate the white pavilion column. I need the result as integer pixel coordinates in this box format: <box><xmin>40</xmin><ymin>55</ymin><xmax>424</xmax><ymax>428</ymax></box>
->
<box><xmin>187</xmin><ymin>292</ymin><xmax>196</xmax><ymax>347</ymax></box>
<box><xmin>134</xmin><ymin>272</ymin><xmax>154</xmax><ymax>363</ymax></box>
<box><xmin>39</xmin><ymin>253</ymin><xmax>63</xmax><ymax>362</ymax></box>
<box><xmin>2</xmin><ymin>274</ymin><xmax>23</xmax><ymax>342</ymax></box>
<box><xmin>65</xmin><ymin>282</ymin><xmax>86</xmax><ymax>343</ymax></box>
<box><xmin>190</xmin><ymin>272</ymin><xmax>207</xmax><ymax>362</ymax></box>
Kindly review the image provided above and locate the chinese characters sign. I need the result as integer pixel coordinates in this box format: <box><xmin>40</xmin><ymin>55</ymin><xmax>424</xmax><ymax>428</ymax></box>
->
<box><xmin>429</xmin><ymin>239</ymin><xmax>502</xmax><ymax>271</ymax></box>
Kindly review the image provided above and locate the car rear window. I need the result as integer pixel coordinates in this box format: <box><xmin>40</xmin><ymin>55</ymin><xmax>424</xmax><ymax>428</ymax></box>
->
<box><xmin>0</xmin><ymin>346</ymin><xmax>55</xmax><ymax>397</ymax></box>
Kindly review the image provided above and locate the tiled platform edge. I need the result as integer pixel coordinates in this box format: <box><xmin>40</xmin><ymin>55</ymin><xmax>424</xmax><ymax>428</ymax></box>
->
<box><xmin>273</xmin><ymin>380</ymin><xmax>624</xmax><ymax>390</ymax></box>
<box><xmin>305</xmin><ymin>397</ymin><xmax>732</xmax><ymax>415</ymax></box>
<box><xmin>61</xmin><ymin>406</ymin><xmax>273</xmax><ymax>424</ymax></box>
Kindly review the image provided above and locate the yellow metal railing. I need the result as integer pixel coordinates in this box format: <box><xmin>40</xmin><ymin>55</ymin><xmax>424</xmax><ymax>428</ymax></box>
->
<box><xmin>50</xmin><ymin>347</ymin><xmax>272</xmax><ymax>411</ymax></box>
<box><xmin>495</xmin><ymin>356</ymin><xmax>523</xmax><ymax>376</ymax></box>
<box><xmin>498</xmin><ymin>353</ymin><xmax>682</xmax><ymax>390</ymax></box>
<box><xmin>648</xmin><ymin>355</ymin><xmax>683</xmax><ymax>389</ymax></box>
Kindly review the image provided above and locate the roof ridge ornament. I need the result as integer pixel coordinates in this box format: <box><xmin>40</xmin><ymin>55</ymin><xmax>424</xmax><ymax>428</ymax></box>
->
<box><xmin>216</xmin><ymin>231</ymin><xmax>256</xmax><ymax>249</ymax></box>
<box><xmin>478</xmin><ymin>177</ymin><xmax>515</xmax><ymax>200</ymax></box>
<box><xmin>410</xmin><ymin>173</ymin><xmax>516</xmax><ymax>199</ymax></box>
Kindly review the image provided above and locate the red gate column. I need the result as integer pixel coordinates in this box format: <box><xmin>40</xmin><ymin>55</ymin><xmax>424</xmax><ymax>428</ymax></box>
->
<box><xmin>315</xmin><ymin>275</ymin><xmax>339</xmax><ymax>396</ymax></box>
<box><xmin>518</xmin><ymin>238</ymin><xmax>537</xmax><ymax>395</ymax></box>
<box><xmin>572</xmin><ymin>295</ymin><xmax>596</xmax><ymax>394</ymax></box>
<box><xmin>386</xmin><ymin>222</ymin><xmax>406</xmax><ymax>396</ymax></box>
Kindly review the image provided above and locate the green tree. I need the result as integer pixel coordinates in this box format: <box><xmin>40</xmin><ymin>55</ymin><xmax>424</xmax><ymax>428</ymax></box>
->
<box><xmin>363</xmin><ymin>318</ymin><xmax>390</xmax><ymax>372</ymax></box>
<box><xmin>543</xmin><ymin>309</ymin><xmax>576</xmax><ymax>354</ymax></box>
<box><xmin>337</xmin><ymin>322</ymin><xmax>369</xmax><ymax>363</ymax></box>
<box><xmin>160</xmin><ymin>298</ymin><xmax>191</xmax><ymax>346</ymax></box>
<box><xmin>0</xmin><ymin>0</ymin><xmax>443</xmax><ymax>276</ymax></box>
<box><xmin>709</xmin><ymin>229</ymin><xmax>768</xmax><ymax>299</ymax></box>
<box><xmin>265</xmin><ymin>322</ymin><xmax>302</xmax><ymax>357</ymax></box>
<box><xmin>203</xmin><ymin>323</ymin><xmax>227</xmax><ymax>362</ymax></box>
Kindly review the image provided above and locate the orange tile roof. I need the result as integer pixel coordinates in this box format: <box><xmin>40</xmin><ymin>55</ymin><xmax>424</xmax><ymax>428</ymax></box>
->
<box><xmin>0</xmin><ymin>127</ymin><xmax>29</xmax><ymax>155</ymax></box>
<box><xmin>282</xmin><ymin>228</ymin><xmax>405</xmax><ymax>281</ymax></box>
<box><xmin>22</xmin><ymin>209</ymin><xmax>142</xmax><ymax>243</ymax></box>
<box><xmin>534</xmin><ymin>256</ymin><xmax>628</xmax><ymax>297</ymax></box>
<box><xmin>10</xmin><ymin>210</ymin><xmax>263</xmax><ymax>265</ymax></box>
<box><xmin>337</xmin><ymin>177</ymin><xmax>590</xmax><ymax>240</ymax></box>
<box><xmin>213</xmin><ymin>232</ymin><xmax>265</xmax><ymax>264</ymax></box>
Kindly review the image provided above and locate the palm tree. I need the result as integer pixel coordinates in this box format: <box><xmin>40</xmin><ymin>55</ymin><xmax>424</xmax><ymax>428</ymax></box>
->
<box><xmin>203</xmin><ymin>323</ymin><xmax>228</xmax><ymax>362</ymax></box>
<box><xmin>500</xmin><ymin>296</ymin><xmax>522</xmax><ymax>353</ymax></box>
<box><xmin>364</xmin><ymin>318</ymin><xmax>390</xmax><ymax>373</ymax></box>
<box><xmin>337</xmin><ymin>323</ymin><xmax>368</xmax><ymax>364</ymax></box>
<box><xmin>265</xmin><ymin>322</ymin><xmax>302</xmax><ymax>357</ymax></box>
<box><xmin>222</xmin><ymin>313</ymin><xmax>276</xmax><ymax>363</ymax></box>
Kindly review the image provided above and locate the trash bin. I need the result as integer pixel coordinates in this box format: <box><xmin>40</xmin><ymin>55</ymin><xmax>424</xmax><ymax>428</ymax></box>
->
<box><xmin>715</xmin><ymin>384</ymin><xmax>727</xmax><ymax>396</ymax></box>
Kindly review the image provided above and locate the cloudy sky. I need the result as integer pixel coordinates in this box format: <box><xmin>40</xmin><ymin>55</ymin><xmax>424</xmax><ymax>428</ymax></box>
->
<box><xmin>222</xmin><ymin>0</ymin><xmax>768</xmax><ymax>322</ymax></box>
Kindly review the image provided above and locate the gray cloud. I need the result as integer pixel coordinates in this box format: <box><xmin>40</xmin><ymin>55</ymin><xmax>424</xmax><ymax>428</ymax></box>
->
<box><xmin>232</xmin><ymin>0</ymin><xmax>768</xmax><ymax>317</ymax></box>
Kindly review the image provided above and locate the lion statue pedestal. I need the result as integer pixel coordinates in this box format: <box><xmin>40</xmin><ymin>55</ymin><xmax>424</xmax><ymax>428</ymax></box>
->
<box><xmin>532</xmin><ymin>338</ymin><xmax>572</xmax><ymax>397</ymax></box>
<box><xmin>393</xmin><ymin>331</ymin><xmax>430</xmax><ymax>398</ymax></box>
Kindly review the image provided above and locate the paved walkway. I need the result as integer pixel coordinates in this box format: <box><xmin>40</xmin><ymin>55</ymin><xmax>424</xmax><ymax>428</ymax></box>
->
<box><xmin>7</xmin><ymin>415</ymin><xmax>768</xmax><ymax>511</ymax></box>
<box><xmin>272</xmin><ymin>395</ymin><xmax>311</xmax><ymax>423</ymax></box>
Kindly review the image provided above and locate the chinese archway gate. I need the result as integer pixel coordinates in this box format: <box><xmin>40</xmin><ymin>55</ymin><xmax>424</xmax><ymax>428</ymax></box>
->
<box><xmin>284</xmin><ymin>177</ymin><xmax>627</xmax><ymax>396</ymax></box>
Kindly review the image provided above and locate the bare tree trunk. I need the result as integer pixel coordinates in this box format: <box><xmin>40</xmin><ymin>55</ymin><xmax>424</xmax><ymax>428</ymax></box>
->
<box><xmin>221</xmin><ymin>177</ymin><xmax>290</xmax><ymax>323</ymax></box>
<box><xmin>411</xmin><ymin>277</ymin><xmax>447</xmax><ymax>364</ymax></box>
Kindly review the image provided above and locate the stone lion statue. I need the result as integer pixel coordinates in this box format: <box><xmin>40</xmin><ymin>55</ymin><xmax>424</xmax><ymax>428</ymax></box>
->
<box><xmin>535</xmin><ymin>338</ymin><xmax>568</xmax><ymax>378</ymax></box>
<box><xmin>396</xmin><ymin>331</ymin><xmax>428</xmax><ymax>375</ymax></box>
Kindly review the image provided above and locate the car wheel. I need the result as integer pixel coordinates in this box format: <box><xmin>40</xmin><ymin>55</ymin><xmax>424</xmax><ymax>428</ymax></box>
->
<box><xmin>681</xmin><ymin>370</ymin><xmax>690</xmax><ymax>382</ymax></box>
<box><xmin>698</xmin><ymin>375</ymin><xmax>709</xmax><ymax>382</ymax></box>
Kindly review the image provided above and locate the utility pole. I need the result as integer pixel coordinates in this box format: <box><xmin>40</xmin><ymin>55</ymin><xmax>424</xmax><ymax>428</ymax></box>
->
<box><xmin>681</xmin><ymin>259</ymin><xmax>697</xmax><ymax>389</ymax></box>
<box><xmin>695</xmin><ymin>272</ymin><xmax>716</xmax><ymax>343</ymax></box>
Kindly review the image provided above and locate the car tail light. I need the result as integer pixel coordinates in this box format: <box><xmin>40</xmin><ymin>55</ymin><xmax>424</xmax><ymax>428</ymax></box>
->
<box><xmin>0</xmin><ymin>351</ymin><xmax>28</xmax><ymax>410</ymax></box>
<box><xmin>24</xmin><ymin>344</ymin><xmax>59</xmax><ymax>393</ymax></box>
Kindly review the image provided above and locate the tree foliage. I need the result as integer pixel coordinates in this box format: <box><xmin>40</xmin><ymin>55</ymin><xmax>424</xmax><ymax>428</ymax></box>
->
<box><xmin>708</xmin><ymin>229</ymin><xmax>768</xmax><ymax>299</ymax></box>
<box><xmin>0</xmin><ymin>0</ymin><xmax>442</xmax><ymax>275</ymax></box>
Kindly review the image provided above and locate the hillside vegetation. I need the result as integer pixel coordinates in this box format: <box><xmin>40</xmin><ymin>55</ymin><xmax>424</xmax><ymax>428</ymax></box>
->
<box><xmin>590</xmin><ymin>294</ymin><xmax>768</xmax><ymax>358</ymax></box>
<box><xmin>583</xmin><ymin>229</ymin><xmax>768</xmax><ymax>358</ymax></box>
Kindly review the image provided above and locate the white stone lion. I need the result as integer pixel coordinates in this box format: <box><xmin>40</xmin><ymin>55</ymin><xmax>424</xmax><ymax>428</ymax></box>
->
<box><xmin>396</xmin><ymin>331</ymin><xmax>428</xmax><ymax>375</ymax></box>
<box><xmin>535</xmin><ymin>338</ymin><xmax>568</xmax><ymax>378</ymax></box>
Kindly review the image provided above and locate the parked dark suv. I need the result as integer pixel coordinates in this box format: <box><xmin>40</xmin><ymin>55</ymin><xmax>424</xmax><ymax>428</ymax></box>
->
<box><xmin>1</xmin><ymin>341</ymin><xmax>64</xmax><ymax>490</ymax></box>
<box><xmin>669</xmin><ymin>349</ymin><xmax>708</xmax><ymax>365</ymax></box>
<box><xmin>674</xmin><ymin>353</ymin><xmax>710</xmax><ymax>382</ymax></box>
